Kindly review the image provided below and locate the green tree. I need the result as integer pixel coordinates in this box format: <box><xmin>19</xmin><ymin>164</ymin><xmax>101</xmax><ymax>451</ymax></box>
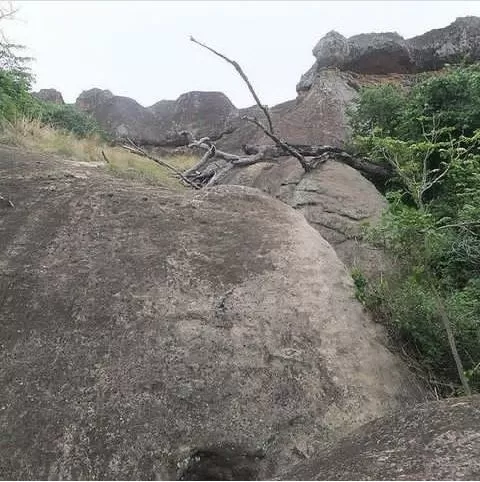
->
<box><xmin>349</xmin><ymin>66</ymin><xmax>480</xmax><ymax>396</ymax></box>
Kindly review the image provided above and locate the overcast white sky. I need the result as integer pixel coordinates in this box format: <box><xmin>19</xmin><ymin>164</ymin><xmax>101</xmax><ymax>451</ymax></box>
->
<box><xmin>4</xmin><ymin>1</ymin><xmax>480</xmax><ymax>108</ymax></box>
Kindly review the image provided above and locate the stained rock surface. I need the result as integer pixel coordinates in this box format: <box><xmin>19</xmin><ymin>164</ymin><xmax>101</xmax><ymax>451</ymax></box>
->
<box><xmin>0</xmin><ymin>146</ymin><xmax>423</xmax><ymax>480</ymax></box>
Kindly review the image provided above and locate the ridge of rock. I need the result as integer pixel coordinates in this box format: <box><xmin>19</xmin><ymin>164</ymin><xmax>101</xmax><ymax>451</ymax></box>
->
<box><xmin>299</xmin><ymin>16</ymin><xmax>480</xmax><ymax>88</ymax></box>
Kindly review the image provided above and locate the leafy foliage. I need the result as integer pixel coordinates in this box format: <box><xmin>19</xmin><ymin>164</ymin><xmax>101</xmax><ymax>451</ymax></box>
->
<box><xmin>36</xmin><ymin>102</ymin><xmax>101</xmax><ymax>138</ymax></box>
<box><xmin>349</xmin><ymin>65</ymin><xmax>480</xmax><ymax>395</ymax></box>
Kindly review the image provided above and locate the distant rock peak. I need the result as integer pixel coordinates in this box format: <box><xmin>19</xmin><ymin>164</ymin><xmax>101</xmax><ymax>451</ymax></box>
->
<box><xmin>32</xmin><ymin>88</ymin><xmax>65</xmax><ymax>105</ymax></box>
<box><xmin>299</xmin><ymin>16</ymin><xmax>480</xmax><ymax>91</ymax></box>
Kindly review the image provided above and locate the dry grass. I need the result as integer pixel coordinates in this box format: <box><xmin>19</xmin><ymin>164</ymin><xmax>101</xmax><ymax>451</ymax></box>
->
<box><xmin>0</xmin><ymin>118</ymin><xmax>198</xmax><ymax>190</ymax></box>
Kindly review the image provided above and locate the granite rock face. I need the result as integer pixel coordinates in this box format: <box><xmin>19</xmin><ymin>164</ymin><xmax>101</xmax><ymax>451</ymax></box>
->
<box><xmin>151</xmin><ymin>91</ymin><xmax>238</xmax><ymax>141</ymax></box>
<box><xmin>75</xmin><ymin>88</ymin><xmax>164</xmax><ymax>144</ymax></box>
<box><xmin>300</xmin><ymin>16</ymin><xmax>480</xmax><ymax>83</ymax></box>
<box><xmin>220</xmin><ymin>156</ymin><xmax>388</xmax><ymax>278</ymax></box>
<box><xmin>284</xmin><ymin>396</ymin><xmax>480</xmax><ymax>480</ymax></box>
<box><xmin>0</xmin><ymin>146</ymin><xmax>424</xmax><ymax>480</ymax></box>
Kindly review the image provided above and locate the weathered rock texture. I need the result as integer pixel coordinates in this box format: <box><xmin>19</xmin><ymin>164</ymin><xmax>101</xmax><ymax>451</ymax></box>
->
<box><xmin>220</xmin><ymin>69</ymin><xmax>414</xmax><ymax>153</ymax></box>
<box><xmin>75</xmin><ymin>88</ymin><xmax>164</xmax><ymax>144</ymax></box>
<box><xmin>32</xmin><ymin>88</ymin><xmax>65</xmax><ymax>105</ymax></box>
<box><xmin>302</xmin><ymin>16</ymin><xmax>480</xmax><ymax>81</ymax></box>
<box><xmin>69</xmin><ymin>18</ymin><xmax>480</xmax><ymax>151</ymax></box>
<box><xmin>151</xmin><ymin>91</ymin><xmax>238</xmax><ymax>141</ymax></box>
<box><xmin>74</xmin><ymin>89</ymin><xmax>239</xmax><ymax>146</ymax></box>
<box><xmin>220</xmin><ymin>156</ymin><xmax>387</xmax><ymax>276</ymax></box>
<box><xmin>284</xmin><ymin>396</ymin><xmax>480</xmax><ymax>480</ymax></box>
<box><xmin>0</xmin><ymin>146</ymin><xmax>424</xmax><ymax>480</ymax></box>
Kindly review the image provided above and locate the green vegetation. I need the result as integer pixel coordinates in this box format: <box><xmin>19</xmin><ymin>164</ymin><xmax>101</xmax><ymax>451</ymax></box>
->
<box><xmin>0</xmin><ymin>67</ymin><xmax>102</xmax><ymax>137</ymax></box>
<box><xmin>349</xmin><ymin>65</ymin><xmax>480</xmax><ymax>396</ymax></box>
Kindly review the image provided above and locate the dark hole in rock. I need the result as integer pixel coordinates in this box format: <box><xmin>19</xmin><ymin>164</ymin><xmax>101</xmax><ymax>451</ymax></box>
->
<box><xmin>178</xmin><ymin>448</ymin><xmax>262</xmax><ymax>481</ymax></box>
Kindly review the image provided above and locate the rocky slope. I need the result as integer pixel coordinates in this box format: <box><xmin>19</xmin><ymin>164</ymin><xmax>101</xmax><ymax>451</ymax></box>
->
<box><xmin>0</xmin><ymin>146</ymin><xmax>425</xmax><ymax>479</ymax></box>
<box><xmin>284</xmin><ymin>395</ymin><xmax>480</xmax><ymax>480</ymax></box>
<box><xmin>220</xmin><ymin>156</ymin><xmax>387</xmax><ymax>276</ymax></box>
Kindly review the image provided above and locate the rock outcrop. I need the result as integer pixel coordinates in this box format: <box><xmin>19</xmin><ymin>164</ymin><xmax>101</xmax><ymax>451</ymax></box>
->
<box><xmin>151</xmin><ymin>91</ymin><xmax>238</xmax><ymax>141</ymax></box>
<box><xmin>0</xmin><ymin>146</ymin><xmax>424</xmax><ymax>480</ymax></box>
<box><xmin>284</xmin><ymin>396</ymin><xmax>480</xmax><ymax>480</ymax></box>
<box><xmin>32</xmin><ymin>88</ymin><xmax>65</xmax><ymax>105</ymax></box>
<box><xmin>75</xmin><ymin>88</ymin><xmax>164</xmax><ymax>144</ymax></box>
<box><xmin>301</xmin><ymin>16</ymin><xmax>480</xmax><ymax>83</ymax></box>
<box><xmin>409</xmin><ymin>16</ymin><xmax>480</xmax><ymax>71</ymax></box>
<box><xmin>74</xmin><ymin>89</ymin><xmax>239</xmax><ymax>146</ymax></box>
<box><xmin>148</xmin><ymin>98</ymin><xmax>176</xmax><ymax>119</ymax></box>
<box><xmin>219</xmin><ymin>156</ymin><xmax>387</xmax><ymax>277</ymax></box>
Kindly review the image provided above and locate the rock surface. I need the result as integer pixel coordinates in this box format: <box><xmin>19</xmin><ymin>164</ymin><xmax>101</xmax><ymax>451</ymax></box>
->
<box><xmin>75</xmin><ymin>88</ymin><xmax>164</xmax><ymax>144</ymax></box>
<box><xmin>302</xmin><ymin>16</ymin><xmax>480</xmax><ymax>82</ymax></box>
<box><xmin>220</xmin><ymin>156</ymin><xmax>387</xmax><ymax>277</ymax></box>
<box><xmin>0</xmin><ymin>146</ymin><xmax>424</xmax><ymax>480</ymax></box>
<box><xmin>220</xmin><ymin>69</ymin><xmax>414</xmax><ymax>153</ymax></box>
<box><xmin>32</xmin><ymin>88</ymin><xmax>65</xmax><ymax>105</ymax></box>
<box><xmin>409</xmin><ymin>16</ymin><xmax>480</xmax><ymax>71</ymax></box>
<box><xmin>152</xmin><ymin>91</ymin><xmax>238</xmax><ymax>141</ymax></box>
<box><xmin>283</xmin><ymin>396</ymin><xmax>480</xmax><ymax>480</ymax></box>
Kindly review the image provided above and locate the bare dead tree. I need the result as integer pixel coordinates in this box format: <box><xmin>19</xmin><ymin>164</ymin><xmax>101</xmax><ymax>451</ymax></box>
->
<box><xmin>124</xmin><ymin>37</ymin><xmax>394</xmax><ymax>190</ymax></box>
<box><xmin>190</xmin><ymin>36</ymin><xmax>311</xmax><ymax>173</ymax></box>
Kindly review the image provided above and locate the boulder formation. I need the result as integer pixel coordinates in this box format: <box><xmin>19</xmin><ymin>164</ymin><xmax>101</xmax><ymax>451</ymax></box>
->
<box><xmin>73</xmin><ymin>89</ymin><xmax>239</xmax><ymax>146</ymax></box>
<box><xmin>301</xmin><ymin>16</ymin><xmax>480</xmax><ymax>84</ymax></box>
<box><xmin>32</xmin><ymin>88</ymin><xmax>65</xmax><ymax>105</ymax></box>
<box><xmin>150</xmin><ymin>91</ymin><xmax>238</xmax><ymax>141</ymax></box>
<box><xmin>284</xmin><ymin>395</ymin><xmax>480</xmax><ymax>480</ymax></box>
<box><xmin>0</xmin><ymin>146</ymin><xmax>424</xmax><ymax>480</ymax></box>
<box><xmin>219</xmin><ymin>156</ymin><xmax>387</xmax><ymax>277</ymax></box>
<box><xmin>75</xmin><ymin>88</ymin><xmax>164</xmax><ymax>144</ymax></box>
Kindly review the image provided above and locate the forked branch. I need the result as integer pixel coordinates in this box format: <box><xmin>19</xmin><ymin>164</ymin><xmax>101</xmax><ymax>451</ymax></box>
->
<box><xmin>190</xmin><ymin>36</ymin><xmax>275</xmax><ymax>134</ymax></box>
<box><xmin>122</xmin><ymin>138</ymin><xmax>201</xmax><ymax>189</ymax></box>
<box><xmin>242</xmin><ymin>116</ymin><xmax>311</xmax><ymax>172</ymax></box>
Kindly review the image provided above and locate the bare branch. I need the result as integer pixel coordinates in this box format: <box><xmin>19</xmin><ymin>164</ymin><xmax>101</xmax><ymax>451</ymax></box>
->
<box><xmin>243</xmin><ymin>115</ymin><xmax>311</xmax><ymax>171</ymax></box>
<box><xmin>432</xmin><ymin>283</ymin><xmax>472</xmax><ymax>396</ymax></box>
<box><xmin>122</xmin><ymin>139</ymin><xmax>201</xmax><ymax>190</ymax></box>
<box><xmin>190</xmin><ymin>36</ymin><xmax>275</xmax><ymax>134</ymax></box>
<box><xmin>183</xmin><ymin>138</ymin><xmax>217</xmax><ymax>178</ymax></box>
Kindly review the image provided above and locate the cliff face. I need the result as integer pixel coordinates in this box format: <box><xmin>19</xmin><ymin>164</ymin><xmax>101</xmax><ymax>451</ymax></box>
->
<box><xmin>302</xmin><ymin>16</ymin><xmax>480</xmax><ymax>82</ymax></box>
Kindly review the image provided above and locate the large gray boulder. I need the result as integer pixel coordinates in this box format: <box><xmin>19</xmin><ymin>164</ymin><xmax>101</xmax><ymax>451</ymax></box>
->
<box><xmin>148</xmin><ymin>99</ymin><xmax>176</xmax><ymax>119</ymax></box>
<box><xmin>313</xmin><ymin>31</ymin><xmax>350</xmax><ymax>69</ymax></box>
<box><xmin>284</xmin><ymin>396</ymin><xmax>480</xmax><ymax>480</ymax></box>
<box><xmin>75</xmin><ymin>88</ymin><xmax>163</xmax><ymax>144</ymax></box>
<box><xmin>220</xmin><ymin>156</ymin><xmax>387</xmax><ymax>278</ymax></box>
<box><xmin>150</xmin><ymin>91</ymin><xmax>238</xmax><ymax>141</ymax></box>
<box><xmin>0</xmin><ymin>146</ymin><xmax>424</xmax><ymax>480</ymax></box>
<box><xmin>301</xmin><ymin>16</ymin><xmax>480</xmax><ymax>84</ymax></box>
<box><xmin>313</xmin><ymin>31</ymin><xmax>413</xmax><ymax>74</ymax></box>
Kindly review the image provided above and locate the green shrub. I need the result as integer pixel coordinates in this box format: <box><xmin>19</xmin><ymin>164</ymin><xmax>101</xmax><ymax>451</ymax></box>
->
<box><xmin>36</xmin><ymin>102</ymin><xmax>102</xmax><ymax>138</ymax></box>
<box><xmin>349</xmin><ymin>65</ymin><xmax>480</xmax><ymax>395</ymax></box>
